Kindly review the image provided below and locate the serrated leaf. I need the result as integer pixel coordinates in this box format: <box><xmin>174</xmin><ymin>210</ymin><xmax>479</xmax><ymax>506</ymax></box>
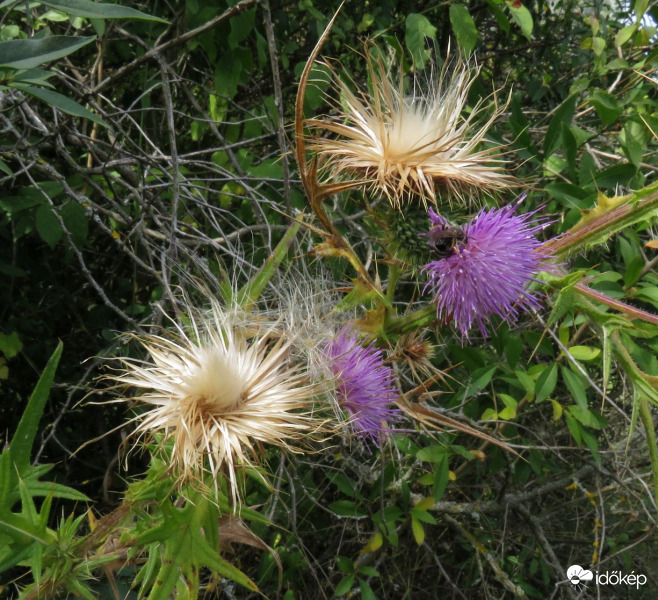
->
<box><xmin>43</xmin><ymin>0</ymin><xmax>169</xmax><ymax>22</ymax></box>
<box><xmin>450</xmin><ymin>4</ymin><xmax>478</xmax><ymax>54</ymax></box>
<box><xmin>13</xmin><ymin>83</ymin><xmax>108</xmax><ymax>127</ymax></box>
<box><xmin>0</xmin><ymin>35</ymin><xmax>95</xmax><ymax>69</ymax></box>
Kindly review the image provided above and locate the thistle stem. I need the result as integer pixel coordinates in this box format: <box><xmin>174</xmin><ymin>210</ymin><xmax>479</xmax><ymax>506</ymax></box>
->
<box><xmin>543</xmin><ymin>182</ymin><xmax>658</xmax><ymax>259</ymax></box>
<box><xmin>639</xmin><ymin>395</ymin><xmax>658</xmax><ymax>514</ymax></box>
<box><xmin>384</xmin><ymin>305</ymin><xmax>437</xmax><ymax>336</ymax></box>
<box><xmin>574</xmin><ymin>282</ymin><xmax>658</xmax><ymax>326</ymax></box>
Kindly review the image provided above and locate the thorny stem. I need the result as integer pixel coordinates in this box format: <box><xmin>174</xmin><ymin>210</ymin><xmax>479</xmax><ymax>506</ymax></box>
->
<box><xmin>544</xmin><ymin>182</ymin><xmax>658</xmax><ymax>258</ymax></box>
<box><xmin>543</xmin><ymin>182</ymin><xmax>658</xmax><ymax>327</ymax></box>
<box><xmin>294</xmin><ymin>2</ymin><xmax>376</xmax><ymax>288</ymax></box>
<box><xmin>639</xmin><ymin>395</ymin><xmax>658</xmax><ymax>513</ymax></box>
<box><xmin>574</xmin><ymin>282</ymin><xmax>658</xmax><ymax>326</ymax></box>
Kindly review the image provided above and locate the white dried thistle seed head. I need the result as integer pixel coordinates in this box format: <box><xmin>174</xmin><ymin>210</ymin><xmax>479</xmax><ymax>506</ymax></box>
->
<box><xmin>305</xmin><ymin>45</ymin><xmax>516</xmax><ymax>208</ymax></box>
<box><xmin>110</xmin><ymin>297</ymin><xmax>321</xmax><ymax>505</ymax></box>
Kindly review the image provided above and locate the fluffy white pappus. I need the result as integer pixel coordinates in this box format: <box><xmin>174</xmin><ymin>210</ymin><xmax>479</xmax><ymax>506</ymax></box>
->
<box><xmin>305</xmin><ymin>46</ymin><xmax>515</xmax><ymax>208</ymax></box>
<box><xmin>109</xmin><ymin>299</ymin><xmax>321</xmax><ymax>504</ymax></box>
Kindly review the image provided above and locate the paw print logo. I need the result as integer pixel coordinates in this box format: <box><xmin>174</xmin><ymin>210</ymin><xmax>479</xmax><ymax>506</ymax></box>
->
<box><xmin>567</xmin><ymin>565</ymin><xmax>594</xmax><ymax>587</ymax></box>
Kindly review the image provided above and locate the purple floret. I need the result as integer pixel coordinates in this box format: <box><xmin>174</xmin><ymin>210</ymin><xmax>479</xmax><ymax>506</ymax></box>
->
<box><xmin>325</xmin><ymin>328</ymin><xmax>400</xmax><ymax>442</ymax></box>
<box><xmin>422</xmin><ymin>204</ymin><xmax>551</xmax><ymax>340</ymax></box>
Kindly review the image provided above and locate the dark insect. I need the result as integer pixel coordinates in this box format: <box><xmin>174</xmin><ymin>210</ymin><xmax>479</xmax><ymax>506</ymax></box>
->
<box><xmin>427</xmin><ymin>226</ymin><xmax>466</xmax><ymax>259</ymax></box>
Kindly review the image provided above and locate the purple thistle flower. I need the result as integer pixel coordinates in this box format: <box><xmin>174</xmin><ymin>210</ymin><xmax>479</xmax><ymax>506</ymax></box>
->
<box><xmin>325</xmin><ymin>328</ymin><xmax>400</xmax><ymax>442</ymax></box>
<box><xmin>421</xmin><ymin>204</ymin><xmax>552</xmax><ymax>340</ymax></box>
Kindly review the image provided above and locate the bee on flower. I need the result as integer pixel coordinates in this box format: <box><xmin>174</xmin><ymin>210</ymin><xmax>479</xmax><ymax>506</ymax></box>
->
<box><xmin>421</xmin><ymin>203</ymin><xmax>554</xmax><ymax>340</ymax></box>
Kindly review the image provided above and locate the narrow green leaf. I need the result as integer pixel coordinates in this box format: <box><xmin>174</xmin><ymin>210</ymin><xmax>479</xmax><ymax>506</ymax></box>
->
<box><xmin>10</xmin><ymin>342</ymin><xmax>63</xmax><ymax>472</ymax></box>
<box><xmin>147</xmin><ymin>546</ymin><xmax>181</xmax><ymax>600</ymax></box>
<box><xmin>433</xmin><ymin>456</ymin><xmax>450</xmax><ymax>501</ymax></box>
<box><xmin>334</xmin><ymin>575</ymin><xmax>355</xmax><ymax>597</ymax></box>
<box><xmin>0</xmin><ymin>542</ymin><xmax>33</xmax><ymax>572</ymax></box>
<box><xmin>13</xmin><ymin>83</ymin><xmax>108</xmax><ymax>127</ymax></box>
<box><xmin>329</xmin><ymin>500</ymin><xmax>366</xmax><ymax>518</ymax></box>
<box><xmin>410</xmin><ymin>508</ymin><xmax>437</xmax><ymax>525</ymax></box>
<box><xmin>43</xmin><ymin>0</ymin><xmax>169</xmax><ymax>22</ymax></box>
<box><xmin>359</xmin><ymin>578</ymin><xmax>377</xmax><ymax>600</ymax></box>
<box><xmin>564</xmin><ymin>412</ymin><xmax>583</xmax><ymax>445</ymax></box>
<box><xmin>22</xmin><ymin>480</ymin><xmax>91</xmax><ymax>502</ymax></box>
<box><xmin>0</xmin><ymin>450</ymin><xmax>14</xmax><ymax>508</ymax></box>
<box><xmin>236</xmin><ymin>217</ymin><xmax>301</xmax><ymax>308</ymax></box>
<box><xmin>616</xmin><ymin>24</ymin><xmax>637</xmax><ymax>47</ymax></box>
<box><xmin>463</xmin><ymin>366</ymin><xmax>497</xmax><ymax>398</ymax></box>
<box><xmin>193</xmin><ymin>536</ymin><xmax>258</xmax><ymax>591</ymax></box>
<box><xmin>568</xmin><ymin>405</ymin><xmax>607</xmax><ymax>429</ymax></box>
<box><xmin>0</xmin><ymin>35</ymin><xmax>95</xmax><ymax>69</ymax></box>
<box><xmin>568</xmin><ymin>346</ymin><xmax>601</xmax><ymax>362</ymax></box>
<box><xmin>544</xmin><ymin>94</ymin><xmax>577</xmax><ymax>157</ymax></box>
<box><xmin>560</xmin><ymin>366</ymin><xmax>588</xmax><ymax>411</ymax></box>
<box><xmin>634</xmin><ymin>0</ymin><xmax>649</xmax><ymax>19</ymax></box>
<box><xmin>411</xmin><ymin>515</ymin><xmax>425</xmax><ymax>545</ymax></box>
<box><xmin>12</xmin><ymin>68</ymin><xmax>55</xmax><ymax>87</ymax></box>
<box><xmin>450</xmin><ymin>4</ymin><xmax>478</xmax><ymax>54</ymax></box>
<box><xmin>638</xmin><ymin>395</ymin><xmax>658</xmax><ymax>513</ymax></box>
<box><xmin>535</xmin><ymin>363</ymin><xmax>557</xmax><ymax>403</ymax></box>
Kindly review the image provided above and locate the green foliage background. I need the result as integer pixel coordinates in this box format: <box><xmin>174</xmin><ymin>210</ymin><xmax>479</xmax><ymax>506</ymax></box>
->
<box><xmin>1</xmin><ymin>0</ymin><xmax>657</xmax><ymax>598</ymax></box>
